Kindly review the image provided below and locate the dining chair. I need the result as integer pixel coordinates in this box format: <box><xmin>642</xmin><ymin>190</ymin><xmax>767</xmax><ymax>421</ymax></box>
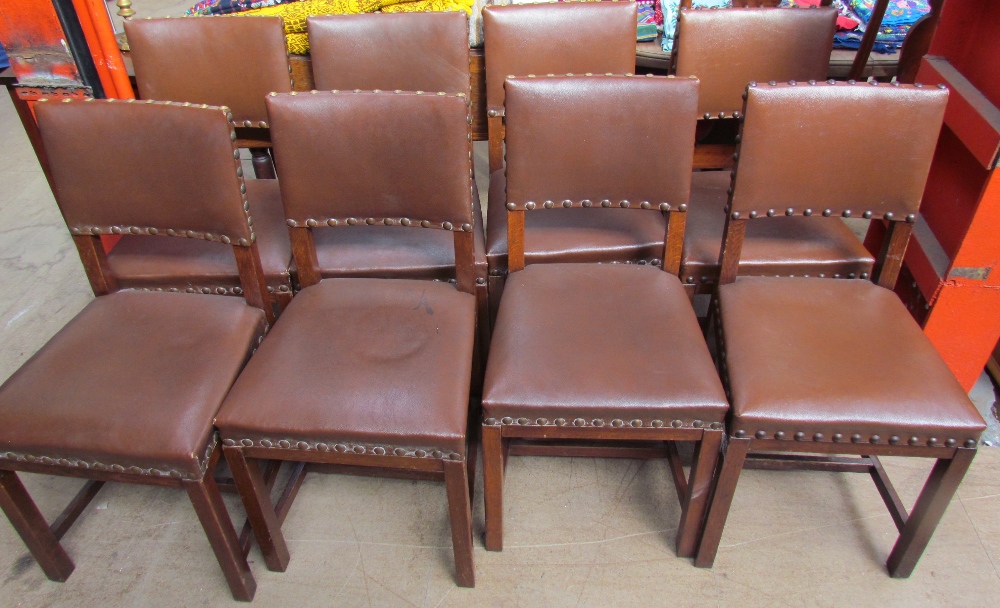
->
<box><xmin>0</xmin><ymin>98</ymin><xmax>274</xmax><ymax>601</ymax></box>
<box><xmin>695</xmin><ymin>81</ymin><xmax>986</xmax><ymax>578</ymax></box>
<box><xmin>482</xmin><ymin>74</ymin><xmax>729</xmax><ymax>558</ymax></box>
<box><xmin>215</xmin><ymin>88</ymin><xmax>479</xmax><ymax>587</ymax></box>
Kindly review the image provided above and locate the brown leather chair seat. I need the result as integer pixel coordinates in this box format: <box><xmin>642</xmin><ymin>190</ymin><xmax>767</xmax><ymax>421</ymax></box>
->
<box><xmin>0</xmin><ymin>291</ymin><xmax>266</xmax><ymax>480</ymax></box>
<box><xmin>719</xmin><ymin>277</ymin><xmax>985</xmax><ymax>445</ymax></box>
<box><xmin>216</xmin><ymin>279</ymin><xmax>475</xmax><ymax>457</ymax></box>
<box><xmin>483</xmin><ymin>263</ymin><xmax>728</xmax><ymax>426</ymax></box>
<box><xmin>486</xmin><ymin>171</ymin><xmax>668</xmax><ymax>273</ymax></box>
<box><xmin>107</xmin><ymin>179</ymin><xmax>293</xmax><ymax>296</ymax></box>
<box><xmin>681</xmin><ymin>171</ymin><xmax>874</xmax><ymax>289</ymax></box>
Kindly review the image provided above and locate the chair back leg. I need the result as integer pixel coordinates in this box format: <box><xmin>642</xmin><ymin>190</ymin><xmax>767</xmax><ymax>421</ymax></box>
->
<box><xmin>443</xmin><ymin>458</ymin><xmax>475</xmax><ymax>588</ymax></box>
<box><xmin>482</xmin><ymin>424</ymin><xmax>505</xmax><ymax>551</ymax></box>
<box><xmin>0</xmin><ymin>470</ymin><xmax>74</xmax><ymax>582</ymax></box>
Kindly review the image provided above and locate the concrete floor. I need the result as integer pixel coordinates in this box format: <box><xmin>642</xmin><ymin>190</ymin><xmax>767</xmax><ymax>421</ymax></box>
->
<box><xmin>4</xmin><ymin>23</ymin><xmax>1000</xmax><ymax>605</ymax></box>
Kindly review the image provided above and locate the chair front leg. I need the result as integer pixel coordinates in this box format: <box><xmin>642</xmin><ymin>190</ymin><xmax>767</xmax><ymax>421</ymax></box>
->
<box><xmin>443</xmin><ymin>458</ymin><xmax>475</xmax><ymax>588</ymax></box>
<box><xmin>249</xmin><ymin>148</ymin><xmax>276</xmax><ymax>179</ymax></box>
<box><xmin>185</xmin><ymin>465</ymin><xmax>257</xmax><ymax>602</ymax></box>
<box><xmin>482</xmin><ymin>423</ymin><xmax>505</xmax><ymax>551</ymax></box>
<box><xmin>887</xmin><ymin>447</ymin><xmax>976</xmax><ymax>578</ymax></box>
<box><xmin>224</xmin><ymin>447</ymin><xmax>290</xmax><ymax>572</ymax></box>
<box><xmin>0</xmin><ymin>470</ymin><xmax>74</xmax><ymax>582</ymax></box>
<box><xmin>676</xmin><ymin>429</ymin><xmax>724</xmax><ymax>558</ymax></box>
<box><xmin>694</xmin><ymin>436</ymin><xmax>751</xmax><ymax>568</ymax></box>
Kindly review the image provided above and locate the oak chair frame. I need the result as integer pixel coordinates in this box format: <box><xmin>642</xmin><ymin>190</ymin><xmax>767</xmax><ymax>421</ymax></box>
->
<box><xmin>221</xmin><ymin>91</ymin><xmax>480</xmax><ymax>587</ymax></box>
<box><xmin>0</xmin><ymin>100</ymin><xmax>275</xmax><ymax>601</ymax></box>
<box><xmin>694</xmin><ymin>83</ymin><xmax>977</xmax><ymax>578</ymax></box>
<box><xmin>483</xmin><ymin>75</ymin><xmax>724</xmax><ymax>558</ymax></box>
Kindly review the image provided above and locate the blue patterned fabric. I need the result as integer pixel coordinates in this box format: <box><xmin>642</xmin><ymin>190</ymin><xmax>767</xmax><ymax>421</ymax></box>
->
<box><xmin>661</xmin><ymin>0</ymin><xmax>730</xmax><ymax>53</ymax></box>
<box><xmin>0</xmin><ymin>43</ymin><xmax>9</xmax><ymax>71</ymax></box>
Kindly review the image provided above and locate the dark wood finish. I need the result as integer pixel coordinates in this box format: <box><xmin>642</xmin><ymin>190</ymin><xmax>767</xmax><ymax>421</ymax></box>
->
<box><xmin>49</xmin><ymin>480</ymin><xmax>104</xmax><ymax>540</ymax></box>
<box><xmin>716</xmin><ymin>216</ymin><xmax>747</xmax><ymax>286</ymax></box>
<box><xmin>507</xmin><ymin>210</ymin><xmax>526</xmax><ymax>272</ymax></box>
<box><xmin>501</xmin><ymin>425</ymin><xmax>704</xmax><ymax>442</ymax></box>
<box><xmin>896</xmin><ymin>0</ymin><xmax>943</xmax><ymax>84</ymax></box>
<box><xmin>745</xmin><ymin>453</ymin><xmax>873</xmax><ymax>473</ymax></box>
<box><xmin>488</xmin><ymin>116</ymin><xmax>504</xmax><ymax>174</ymax></box>
<box><xmin>289</xmin><ymin>226</ymin><xmax>321</xmax><ymax>288</ymax></box>
<box><xmin>665</xmin><ymin>441</ymin><xmax>689</xmax><ymax>504</ymax></box>
<box><xmin>663</xmin><ymin>209</ymin><xmax>686</xmax><ymax>276</ymax></box>
<box><xmin>307</xmin><ymin>462</ymin><xmax>442</xmax><ymax>482</ymax></box>
<box><xmin>849</xmin><ymin>0</ymin><xmax>890</xmax><ymax>81</ymax></box>
<box><xmin>443</xmin><ymin>459</ymin><xmax>475</xmax><ymax>588</ymax></box>
<box><xmin>72</xmin><ymin>234</ymin><xmax>118</xmax><ymax>296</ymax></box>
<box><xmin>693</xmin><ymin>144</ymin><xmax>736</xmax><ymax>170</ymax></box>
<box><xmin>234</xmin><ymin>241</ymin><xmax>275</xmax><ymax>325</ymax></box>
<box><xmin>224</xmin><ymin>447</ymin><xmax>289</xmax><ymax>572</ymax></box>
<box><xmin>868</xmin><ymin>454</ymin><xmax>909</xmax><ymax>533</ymax></box>
<box><xmin>0</xmin><ymin>470</ymin><xmax>75</xmax><ymax>582</ymax></box>
<box><xmin>676</xmin><ymin>429</ymin><xmax>723</xmax><ymax>558</ymax></box>
<box><xmin>509</xmin><ymin>441</ymin><xmax>669</xmax><ymax>460</ymax></box>
<box><xmin>874</xmin><ymin>221</ymin><xmax>913</xmax><ymax>289</ymax></box>
<box><xmin>454</xmin><ymin>230</ymin><xmax>477</xmax><ymax>296</ymax></box>
<box><xmin>184</xmin><ymin>471</ymin><xmax>257</xmax><ymax>602</ymax></box>
<box><xmin>482</xmin><ymin>423</ymin><xmax>505</xmax><ymax>552</ymax></box>
<box><xmin>694</xmin><ymin>436</ymin><xmax>751</xmax><ymax>568</ymax></box>
<box><xmin>248</xmin><ymin>147</ymin><xmax>276</xmax><ymax>180</ymax></box>
<box><xmin>886</xmin><ymin>447</ymin><xmax>976</xmax><ymax>577</ymax></box>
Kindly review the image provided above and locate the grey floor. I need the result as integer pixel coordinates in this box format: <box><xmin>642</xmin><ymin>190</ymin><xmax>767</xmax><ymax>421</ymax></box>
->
<box><xmin>4</xmin><ymin>8</ymin><xmax>1000</xmax><ymax>604</ymax></box>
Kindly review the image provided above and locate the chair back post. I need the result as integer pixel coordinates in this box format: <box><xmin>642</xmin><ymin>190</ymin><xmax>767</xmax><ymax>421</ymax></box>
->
<box><xmin>35</xmin><ymin>99</ymin><xmax>272</xmax><ymax>322</ymax></box>
<box><xmin>502</xmin><ymin>74</ymin><xmax>699</xmax><ymax>276</ymax></box>
<box><xmin>717</xmin><ymin>81</ymin><xmax>948</xmax><ymax>287</ymax></box>
<box><xmin>266</xmin><ymin>90</ymin><xmax>476</xmax><ymax>294</ymax></box>
<box><xmin>482</xmin><ymin>2</ymin><xmax>638</xmax><ymax>172</ymax></box>
<box><xmin>71</xmin><ymin>235</ymin><xmax>118</xmax><ymax>296</ymax></box>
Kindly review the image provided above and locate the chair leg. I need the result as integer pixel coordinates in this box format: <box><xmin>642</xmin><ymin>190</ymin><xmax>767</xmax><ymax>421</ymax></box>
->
<box><xmin>443</xmin><ymin>459</ymin><xmax>475</xmax><ymax>588</ymax></box>
<box><xmin>694</xmin><ymin>436</ymin><xmax>751</xmax><ymax>568</ymax></box>
<box><xmin>224</xmin><ymin>447</ymin><xmax>290</xmax><ymax>572</ymax></box>
<box><xmin>676</xmin><ymin>429</ymin><xmax>724</xmax><ymax>558</ymax></box>
<box><xmin>886</xmin><ymin>447</ymin><xmax>976</xmax><ymax>578</ymax></box>
<box><xmin>0</xmin><ymin>470</ymin><xmax>74</xmax><ymax>582</ymax></box>
<box><xmin>185</xmin><ymin>471</ymin><xmax>257</xmax><ymax>601</ymax></box>
<box><xmin>249</xmin><ymin>148</ymin><xmax>276</xmax><ymax>179</ymax></box>
<box><xmin>482</xmin><ymin>424</ymin><xmax>505</xmax><ymax>552</ymax></box>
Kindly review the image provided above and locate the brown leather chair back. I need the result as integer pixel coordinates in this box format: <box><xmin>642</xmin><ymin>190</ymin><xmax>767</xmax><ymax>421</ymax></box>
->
<box><xmin>720</xmin><ymin>81</ymin><xmax>948</xmax><ymax>288</ymax></box>
<box><xmin>503</xmin><ymin>75</ymin><xmax>699</xmax><ymax>274</ymax></box>
<box><xmin>675</xmin><ymin>7</ymin><xmax>836</xmax><ymax>119</ymax></box>
<box><xmin>125</xmin><ymin>16</ymin><xmax>292</xmax><ymax>127</ymax></box>
<box><xmin>731</xmin><ymin>82</ymin><xmax>947</xmax><ymax>220</ymax></box>
<box><xmin>308</xmin><ymin>12</ymin><xmax>470</xmax><ymax>95</ymax></box>
<box><xmin>35</xmin><ymin>99</ymin><xmax>272</xmax><ymax>319</ymax></box>
<box><xmin>482</xmin><ymin>2</ymin><xmax>637</xmax><ymax>118</ymax></box>
<box><xmin>266</xmin><ymin>90</ymin><xmax>476</xmax><ymax>291</ymax></box>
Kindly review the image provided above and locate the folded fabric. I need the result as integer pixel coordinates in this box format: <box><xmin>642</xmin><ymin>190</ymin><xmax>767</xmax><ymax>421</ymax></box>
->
<box><xmin>779</xmin><ymin>0</ymin><xmax>859</xmax><ymax>30</ymax></box>
<box><xmin>661</xmin><ymin>0</ymin><xmax>730</xmax><ymax>53</ymax></box>
<box><xmin>850</xmin><ymin>0</ymin><xmax>929</xmax><ymax>28</ymax></box>
<box><xmin>832</xmin><ymin>31</ymin><xmax>897</xmax><ymax>53</ymax></box>
<box><xmin>188</xmin><ymin>0</ymin><xmax>301</xmax><ymax>16</ymax></box>
<box><xmin>637</xmin><ymin>0</ymin><xmax>661</xmax><ymax>42</ymax></box>
<box><xmin>237</xmin><ymin>0</ymin><xmax>475</xmax><ymax>53</ymax></box>
<box><xmin>0</xmin><ymin>44</ymin><xmax>8</xmax><ymax>71</ymax></box>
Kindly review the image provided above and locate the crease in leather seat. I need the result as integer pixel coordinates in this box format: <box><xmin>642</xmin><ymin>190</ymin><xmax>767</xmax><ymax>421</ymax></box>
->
<box><xmin>672</xmin><ymin>6</ymin><xmax>860</xmax><ymax>292</ymax></box>
<box><xmin>214</xmin><ymin>89</ymin><xmax>479</xmax><ymax>587</ymax></box>
<box><xmin>121</xmin><ymin>16</ymin><xmax>294</xmax><ymax>306</ymax></box>
<box><xmin>305</xmin><ymin>11</ymin><xmax>489</xmax><ymax>359</ymax></box>
<box><xmin>482</xmin><ymin>2</ymin><xmax>643</xmax><ymax>319</ymax></box>
<box><xmin>695</xmin><ymin>82</ymin><xmax>987</xmax><ymax>579</ymax></box>
<box><xmin>0</xmin><ymin>99</ymin><xmax>272</xmax><ymax>601</ymax></box>
<box><xmin>481</xmin><ymin>75</ymin><xmax>728</xmax><ymax>559</ymax></box>
<box><xmin>682</xmin><ymin>171</ymin><xmax>874</xmax><ymax>289</ymax></box>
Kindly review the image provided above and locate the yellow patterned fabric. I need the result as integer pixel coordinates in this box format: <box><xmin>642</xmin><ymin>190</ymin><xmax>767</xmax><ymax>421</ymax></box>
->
<box><xmin>241</xmin><ymin>0</ymin><xmax>474</xmax><ymax>53</ymax></box>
